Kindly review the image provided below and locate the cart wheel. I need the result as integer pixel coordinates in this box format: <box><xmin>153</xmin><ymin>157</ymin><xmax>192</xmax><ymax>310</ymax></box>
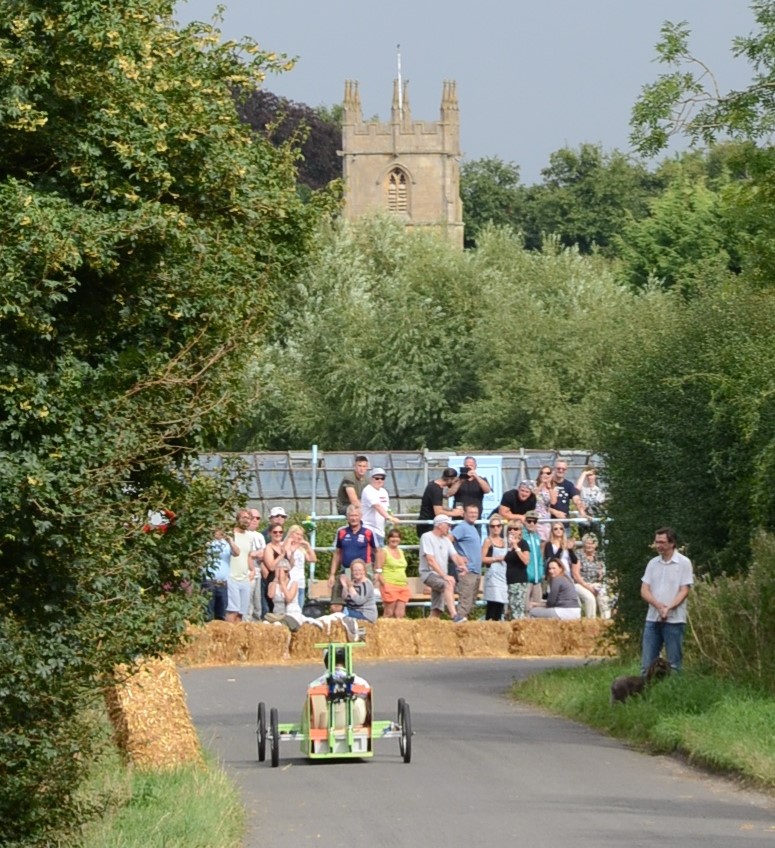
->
<box><xmin>257</xmin><ymin>702</ymin><xmax>267</xmax><ymax>762</ymax></box>
<box><xmin>270</xmin><ymin>707</ymin><xmax>280</xmax><ymax>768</ymax></box>
<box><xmin>397</xmin><ymin>697</ymin><xmax>405</xmax><ymax>725</ymax></box>
<box><xmin>399</xmin><ymin>701</ymin><xmax>412</xmax><ymax>764</ymax></box>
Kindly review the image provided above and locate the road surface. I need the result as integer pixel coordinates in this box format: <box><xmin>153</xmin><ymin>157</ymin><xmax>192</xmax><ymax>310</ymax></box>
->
<box><xmin>181</xmin><ymin>658</ymin><xmax>775</xmax><ymax>847</ymax></box>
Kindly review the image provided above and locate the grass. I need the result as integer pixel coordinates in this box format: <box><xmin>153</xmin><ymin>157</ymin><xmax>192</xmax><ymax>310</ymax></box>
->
<box><xmin>77</xmin><ymin>715</ymin><xmax>244</xmax><ymax>848</ymax></box>
<box><xmin>512</xmin><ymin>659</ymin><xmax>775</xmax><ymax>790</ymax></box>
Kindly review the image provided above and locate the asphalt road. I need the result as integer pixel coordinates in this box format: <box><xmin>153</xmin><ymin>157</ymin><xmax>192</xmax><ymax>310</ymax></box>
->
<box><xmin>181</xmin><ymin>658</ymin><xmax>775</xmax><ymax>847</ymax></box>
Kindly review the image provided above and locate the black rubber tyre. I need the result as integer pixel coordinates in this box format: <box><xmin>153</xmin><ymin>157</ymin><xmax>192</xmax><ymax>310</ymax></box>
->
<box><xmin>257</xmin><ymin>702</ymin><xmax>267</xmax><ymax>762</ymax></box>
<box><xmin>399</xmin><ymin>701</ymin><xmax>412</xmax><ymax>764</ymax></box>
<box><xmin>270</xmin><ymin>707</ymin><xmax>280</xmax><ymax>768</ymax></box>
<box><xmin>397</xmin><ymin>697</ymin><xmax>406</xmax><ymax>725</ymax></box>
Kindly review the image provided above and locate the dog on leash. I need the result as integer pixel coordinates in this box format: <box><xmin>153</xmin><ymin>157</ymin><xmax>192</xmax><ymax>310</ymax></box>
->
<box><xmin>610</xmin><ymin>656</ymin><xmax>671</xmax><ymax>704</ymax></box>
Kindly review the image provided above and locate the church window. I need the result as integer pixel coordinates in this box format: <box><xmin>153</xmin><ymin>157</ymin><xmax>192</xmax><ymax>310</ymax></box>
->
<box><xmin>386</xmin><ymin>168</ymin><xmax>409</xmax><ymax>214</ymax></box>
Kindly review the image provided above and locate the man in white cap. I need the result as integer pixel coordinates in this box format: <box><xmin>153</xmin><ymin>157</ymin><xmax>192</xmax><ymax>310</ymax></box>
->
<box><xmin>360</xmin><ymin>467</ymin><xmax>400</xmax><ymax>572</ymax></box>
<box><xmin>262</xmin><ymin>505</ymin><xmax>289</xmax><ymax>542</ymax></box>
<box><xmin>419</xmin><ymin>514</ymin><xmax>467</xmax><ymax>622</ymax></box>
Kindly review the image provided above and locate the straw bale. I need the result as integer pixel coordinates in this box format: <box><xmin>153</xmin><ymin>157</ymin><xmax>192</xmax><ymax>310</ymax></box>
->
<box><xmin>373</xmin><ymin>619</ymin><xmax>418</xmax><ymax>659</ymax></box>
<box><xmin>174</xmin><ymin>623</ymin><xmax>210</xmax><ymax>666</ymax></box>
<box><xmin>558</xmin><ymin>619</ymin><xmax>614</xmax><ymax>655</ymax></box>
<box><xmin>290</xmin><ymin>621</ymin><xmax>329</xmax><ymax>661</ymax></box>
<box><xmin>414</xmin><ymin>619</ymin><xmax>461</xmax><ymax>657</ymax></box>
<box><xmin>456</xmin><ymin>621</ymin><xmax>511</xmax><ymax>657</ymax></box>
<box><xmin>174</xmin><ymin>617</ymin><xmax>614</xmax><ymax>666</ymax></box>
<box><xmin>106</xmin><ymin>656</ymin><xmax>202</xmax><ymax>771</ymax></box>
<box><xmin>523</xmin><ymin>620</ymin><xmax>564</xmax><ymax>655</ymax></box>
<box><xmin>508</xmin><ymin>620</ymin><xmax>530</xmax><ymax>655</ymax></box>
<box><xmin>241</xmin><ymin>622</ymin><xmax>290</xmax><ymax>662</ymax></box>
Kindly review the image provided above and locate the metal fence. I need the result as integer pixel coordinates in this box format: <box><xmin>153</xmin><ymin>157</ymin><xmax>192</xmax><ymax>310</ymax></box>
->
<box><xmin>199</xmin><ymin>446</ymin><xmax>603</xmax><ymax>518</ymax></box>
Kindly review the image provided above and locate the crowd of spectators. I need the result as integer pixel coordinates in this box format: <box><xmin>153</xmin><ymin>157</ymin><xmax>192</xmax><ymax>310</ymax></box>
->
<box><xmin>203</xmin><ymin>457</ymin><xmax>610</xmax><ymax>629</ymax></box>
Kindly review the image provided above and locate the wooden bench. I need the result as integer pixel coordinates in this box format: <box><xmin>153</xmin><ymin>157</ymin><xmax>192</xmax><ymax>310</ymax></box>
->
<box><xmin>307</xmin><ymin>576</ymin><xmax>484</xmax><ymax>613</ymax></box>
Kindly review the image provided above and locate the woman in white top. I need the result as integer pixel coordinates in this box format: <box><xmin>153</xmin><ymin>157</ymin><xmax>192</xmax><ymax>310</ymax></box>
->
<box><xmin>280</xmin><ymin>524</ymin><xmax>317</xmax><ymax>610</ymax></box>
<box><xmin>265</xmin><ymin>561</ymin><xmax>303</xmax><ymax>629</ymax></box>
<box><xmin>482</xmin><ymin>515</ymin><xmax>508</xmax><ymax>620</ymax></box>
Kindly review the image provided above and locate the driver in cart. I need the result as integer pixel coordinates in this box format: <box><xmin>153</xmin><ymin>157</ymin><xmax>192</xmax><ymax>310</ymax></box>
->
<box><xmin>308</xmin><ymin>647</ymin><xmax>371</xmax><ymax>728</ymax></box>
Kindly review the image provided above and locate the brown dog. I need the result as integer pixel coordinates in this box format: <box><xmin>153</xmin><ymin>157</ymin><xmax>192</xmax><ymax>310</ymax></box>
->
<box><xmin>610</xmin><ymin>656</ymin><xmax>671</xmax><ymax>704</ymax></box>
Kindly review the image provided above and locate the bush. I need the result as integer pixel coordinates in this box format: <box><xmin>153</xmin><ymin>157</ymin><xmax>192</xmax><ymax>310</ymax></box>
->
<box><xmin>688</xmin><ymin>531</ymin><xmax>775</xmax><ymax>694</ymax></box>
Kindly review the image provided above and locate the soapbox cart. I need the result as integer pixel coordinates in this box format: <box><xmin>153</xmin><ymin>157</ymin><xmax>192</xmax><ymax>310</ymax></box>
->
<box><xmin>256</xmin><ymin>642</ymin><xmax>412</xmax><ymax>766</ymax></box>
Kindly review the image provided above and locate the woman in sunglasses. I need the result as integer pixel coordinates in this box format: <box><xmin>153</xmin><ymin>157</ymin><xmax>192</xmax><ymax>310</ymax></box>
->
<box><xmin>504</xmin><ymin>520</ymin><xmax>530</xmax><ymax>619</ymax></box>
<box><xmin>534</xmin><ymin>466</ymin><xmax>557</xmax><ymax>541</ymax></box>
<box><xmin>543</xmin><ymin>521</ymin><xmax>578</xmax><ymax>579</ymax></box>
<box><xmin>482</xmin><ymin>516</ymin><xmax>508</xmax><ymax>620</ymax></box>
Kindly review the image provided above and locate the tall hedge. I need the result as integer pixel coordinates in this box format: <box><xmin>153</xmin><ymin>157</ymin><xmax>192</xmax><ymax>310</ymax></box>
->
<box><xmin>595</xmin><ymin>284</ymin><xmax>775</xmax><ymax>640</ymax></box>
<box><xmin>0</xmin><ymin>3</ymin><xmax>322</xmax><ymax>844</ymax></box>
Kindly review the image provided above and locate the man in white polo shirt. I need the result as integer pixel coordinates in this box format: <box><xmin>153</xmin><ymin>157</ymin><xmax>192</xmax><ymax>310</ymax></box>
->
<box><xmin>640</xmin><ymin>526</ymin><xmax>694</xmax><ymax>673</ymax></box>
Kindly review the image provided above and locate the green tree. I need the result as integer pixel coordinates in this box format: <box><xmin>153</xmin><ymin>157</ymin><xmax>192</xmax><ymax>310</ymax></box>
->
<box><xmin>519</xmin><ymin>144</ymin><xmax>660</xmax><ymax>254</ymax></box>
<box><xmin>615</xmin><ymin>174</ymin><xmax>733</xmax><ymax>293</ymax></box>
<box><xmin>0</xmin><ymin>2</ymin><xmax>322</xmax><ymax>844</ymax></box>
<box><xmin>232</xmin><ymin>215</ymin><xmax>478</xmax><ymax>450</ymax></box>
<box><xmin>595</xmin><ymin>286</ymin><xmax>775</xmax><ymax>639</ymax></box>
<box><xmin>460</xmin><ymin>156</ymin><xmax>524</xmax><ymax>248</ymax></box>
<box><xmin>453</xmin><ymin>226</ymin><xmax>650</xmax><ymax>448</ymax></box>
<box><xmin>629</xmin><ymin>2</ymin><xmax>775</xmax><ymax>288</ymax></box>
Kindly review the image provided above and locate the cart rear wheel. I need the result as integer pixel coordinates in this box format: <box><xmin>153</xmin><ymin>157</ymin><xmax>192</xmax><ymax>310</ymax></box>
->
<box><xmin>257</xmin><ymin>702</ymin><xmax>267</xmax><ymax>762</ymax></box>
<box><xmin>270</xmin><ymin>707</ymin><xmax>280</xmax><ymax>768</ymax></box>
<box><xmin>399</xmin><ymin>701</ymin><xmax>412</xmax><ymax>764</ymax></box>
<box><xmin>397</xmin><ymin>697</ymin><xmax>405</xmax><ymax>724</ymax></box>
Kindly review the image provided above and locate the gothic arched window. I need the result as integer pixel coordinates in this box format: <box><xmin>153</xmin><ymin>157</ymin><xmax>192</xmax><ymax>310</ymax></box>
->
<box><xmin>386</xmin><ymin>168</ymin><xmax>409</xmax><ymax>215</ymax></box>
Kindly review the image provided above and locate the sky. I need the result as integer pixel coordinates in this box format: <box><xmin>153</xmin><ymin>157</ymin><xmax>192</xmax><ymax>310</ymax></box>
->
<box><xmin>174</xmin><ymin>0</ymin><xmax>757</xmax><ymax>184</ymax></box>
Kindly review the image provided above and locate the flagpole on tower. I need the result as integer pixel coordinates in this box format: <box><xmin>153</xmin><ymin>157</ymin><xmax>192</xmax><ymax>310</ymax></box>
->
<box><xmin>397</xmin><ymin>44</ymin><xmax>403</xmax><ymax>119</ymax></box>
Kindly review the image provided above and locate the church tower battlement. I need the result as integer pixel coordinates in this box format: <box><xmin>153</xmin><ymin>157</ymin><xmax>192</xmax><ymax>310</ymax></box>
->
<box><xmin>341</xmin><ymin>80</ymin><xmax>463</xmax><ymax>248</ymax></box>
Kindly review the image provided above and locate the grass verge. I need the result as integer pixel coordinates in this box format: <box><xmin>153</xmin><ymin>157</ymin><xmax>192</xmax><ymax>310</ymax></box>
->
<box><xmin>78</xmin><ymin>716</ymin><xmax>244</xmax><ymax>848</ymax></box>
<box><xmin>512</xmin><ymin>659</ymin><xmax>775</xmax><ymax>791</ymax></box>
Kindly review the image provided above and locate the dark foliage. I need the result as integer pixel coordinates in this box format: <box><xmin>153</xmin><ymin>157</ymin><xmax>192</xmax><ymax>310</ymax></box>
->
<box><xmin>237</xmin><ymin>89</ymin><xmax>342</xmax><ymax>191</ymax></box>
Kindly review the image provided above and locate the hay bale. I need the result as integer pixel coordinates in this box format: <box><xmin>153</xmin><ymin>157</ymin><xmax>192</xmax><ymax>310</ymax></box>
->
<box><xmin>290</xmin><ymin>621</ymin><xmax>329</xmax><ymax>661</ymax></box>
<box><xmin>174</xmin><ymin>623</ymin><xmax>212</xmax><ymax>666</ymax></box>
<box><xmin>414</xmin><ymin>619</ymin><xmax>461</xmax><ymax>658</ymax></box>
<box><xmin>205</xmin><ymin>620</ymin><xmax>243</xmax><ymax>664</ymax></box>
<box><xmin>241</xmin><ymin>622</ymin><xmax>290</xmax><ymax>663</ymax></box>
<box><xmin>106</xmin><ymin>656</ymin><xmax>202</xmax><ymax>771</ymax></box>
<box><xmin>457</xmin><ymin>620</ymin><xmax>511</xmax><ymax>657</ymax></box>
<box><xmin>559</xmin><ymin>619</ymin><xmax>615</xmax><ymax>655</ymax></box>
<box><xmin>174</xmin><ymin>616</ymin><xmax>615</xmax><ymax>666</ymax></box>
<box><xmin>373</xmin><ymin>619</ymin><xmax>417</xmax><ymax>658</ymax></box>
<box><xmin>508</xmin><ymin>620</ymin><xmax>530</xmax><ymax>655</ymax></box>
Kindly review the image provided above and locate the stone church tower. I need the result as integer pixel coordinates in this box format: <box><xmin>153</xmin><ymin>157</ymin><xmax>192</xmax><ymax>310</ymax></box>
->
<box><xmin>341</xmin><ymin>80</ymin><xmax>463</xmax><ymax>248</ymax></box>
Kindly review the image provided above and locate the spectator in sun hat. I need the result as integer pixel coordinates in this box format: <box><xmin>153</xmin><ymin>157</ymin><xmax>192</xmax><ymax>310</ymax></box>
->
<box><xmin>522</xmin><ymin>509</ymin><xmax>546</xmax><ymax>607</ymax></box>
<box><xmin>262</xmin><ymin>505</ymin><xmax>289</xmax><ymax>542</ymax></box>
<box><xmin>361</xmin><ymin>466</ymin><xmax>400</xmax><ymax>572</ymax></box>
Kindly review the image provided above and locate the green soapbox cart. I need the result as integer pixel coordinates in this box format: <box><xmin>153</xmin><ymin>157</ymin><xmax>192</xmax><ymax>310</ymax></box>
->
<box><xmin>256</xmin><ymin>641</ymin><xmax>412</xmax><ymax>766</ymax></box>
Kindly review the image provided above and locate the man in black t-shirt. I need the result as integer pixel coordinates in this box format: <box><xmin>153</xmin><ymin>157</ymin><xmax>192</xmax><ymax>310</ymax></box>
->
<box><xmin>417</xmin><ymin>468</ymin><xmax>464</xmax><ymax>537</ymax></box>
<box><xmin>453</xmin><ymin>456</ymin><xmax>492</xmax><ymax>518</ymax></box>
<box><xmin>498</xmin><ymin>481</ymin><xmax>537</xmax><ymax>522</ymax></box>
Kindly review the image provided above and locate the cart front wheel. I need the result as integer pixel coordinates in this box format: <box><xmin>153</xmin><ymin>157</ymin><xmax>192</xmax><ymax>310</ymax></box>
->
<box><xmin>399</xmin><ymin>701</ymin><xmax>412</xmax><ymax>764</ymax></box>
<box><xmin>257</xmin><ymin>702</ymin><xmax>267</xmax><ymax>762</ymax></box>
<box><xmin>270</xmin><ymin>707</ymin><xmax>280</xmax><ymax>768</ymax></box>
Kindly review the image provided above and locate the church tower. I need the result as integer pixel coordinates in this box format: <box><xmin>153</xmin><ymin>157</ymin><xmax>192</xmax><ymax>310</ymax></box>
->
<box><xmin>341</xmin><ymin>80</ymin><xmax>463</xmax><ymax>248</ymax></box>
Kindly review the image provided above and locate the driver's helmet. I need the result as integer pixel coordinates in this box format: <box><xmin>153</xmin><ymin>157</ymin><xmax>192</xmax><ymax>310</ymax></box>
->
<box><xmin>323</xmin><ymin>647</ymin><xmax>346</xmax><ymax>669</ymax></box>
